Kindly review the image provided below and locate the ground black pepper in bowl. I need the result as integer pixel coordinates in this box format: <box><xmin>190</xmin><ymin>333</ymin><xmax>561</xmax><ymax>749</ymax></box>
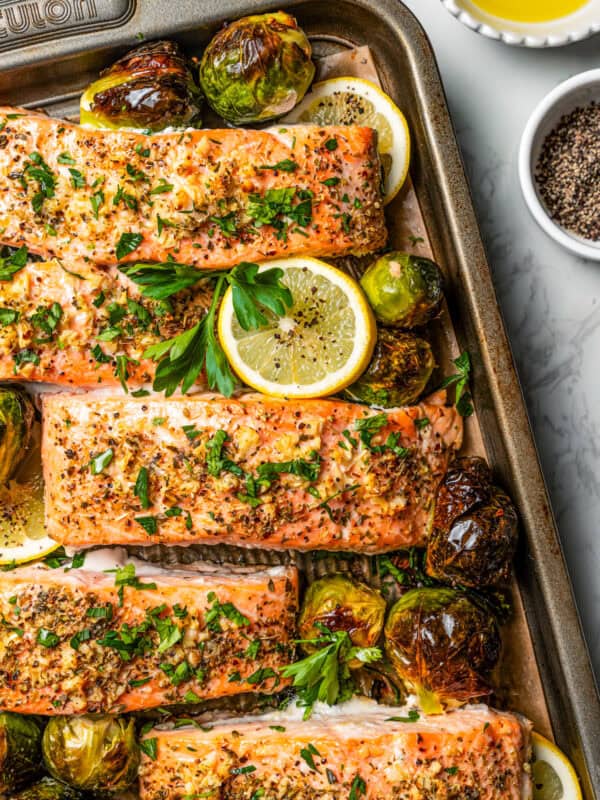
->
<box><xmin>535</xmin><ymin>102</ymin><xmax>600</xmax><ymax>241</ymax></box>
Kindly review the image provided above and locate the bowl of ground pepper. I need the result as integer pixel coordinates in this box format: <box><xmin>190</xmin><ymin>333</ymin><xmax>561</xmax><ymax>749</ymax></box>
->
<box><xmin>519</xmin><ymin>69</ymin><xmax>600</xmax><ymax>260</ymax></box>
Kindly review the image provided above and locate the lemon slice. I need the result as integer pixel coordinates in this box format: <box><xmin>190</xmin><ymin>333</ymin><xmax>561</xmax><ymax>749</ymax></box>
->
<box><xmin>218</xmin><ymin>257</ymin><xmax>376</xmax><ymax>398</ymax></box>
<box><xmin>531</xmin><ymin>732</ymin><xmax>582</xmax><ymax>800</ymax></box>
<box><xmin>0</xmin><ymin>475</ymin><xmax>59</xmax><ymax>565</ymax></box>
<box><xmin>283</xmin><ymin>76</ymin><xmax>410</xmax><ymax>204</ymax></box>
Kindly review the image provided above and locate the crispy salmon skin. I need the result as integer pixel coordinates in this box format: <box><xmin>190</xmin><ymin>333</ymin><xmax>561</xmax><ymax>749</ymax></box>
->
<box><xmin>0</xmin><ymin>259</ymin><xmax>211</xmax><ymax>387</ymax></box>
<box><xmin>0</xmin><ymin>109</ymin><xmax>386</xmax><ymax>269</ymax></box>
<box><xmin>0</xmin><ymin>552</ymin><xmax>298</xmax><ymax>714</ymax></box>
<box><xmin>139</xmin><ymin>699</ymin><xmax>532</xmax><ymax>800</ymax></box>
<box><xmin>42</xmin><ymin>391</ymin><xmax>462</xmax><ymax>552</ymax></box>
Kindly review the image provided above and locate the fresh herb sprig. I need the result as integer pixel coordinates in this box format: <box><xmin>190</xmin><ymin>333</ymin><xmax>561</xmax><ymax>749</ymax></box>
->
<box><xmin>0</xmin><ymin>246</ymin><xmax>28</xmax><ymax>281</ymax></box>
<box><xmin>136</xmin><ymin>261</ymin><xmax>292</xmax><ymax>396</ymax></box>
<box><xmin>440</xmin><ymin>351</ymin><xmax>473</xmax><ymax>417</ymax></box>
<box><xmin>280</xmin><ymin>623</ymin><xmax>382</xmax><ymax>718</ymax></box>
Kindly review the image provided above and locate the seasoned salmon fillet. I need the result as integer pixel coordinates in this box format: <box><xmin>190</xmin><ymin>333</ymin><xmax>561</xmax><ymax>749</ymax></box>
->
<box><xmin>0</xmin><ymin>109</ymin><xmax>386</xmax><ymax>269</ymax></box>
<box><xmin>42</xmin><ymin>391</ymin><xmax>462</xmax><ymax>552</ymax></box>
<box><xmin>0</xmin><ymin>550</ymin><xmax>298</xmax><ymax>714</ymax></box>
<box><xmin>0</xmin><ymin>259</ymin><xmax>211</xmax><ymax>387</ymax></box>
<box><xmin>139</xmin><ymin>699</ymin><xmax>532</xmax><ymax>800</ymax></box>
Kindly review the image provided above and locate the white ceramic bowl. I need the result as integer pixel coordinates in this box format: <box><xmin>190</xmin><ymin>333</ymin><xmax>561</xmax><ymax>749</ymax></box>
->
<box><xmin>519</xmin><ymin>69</ymin><xmax>600</xmax><ymax>260</ymax></box>
<box><xmin>441</xmin><ymin>0</ymin><xmax>600</xmax><ymax>47</ymax></box>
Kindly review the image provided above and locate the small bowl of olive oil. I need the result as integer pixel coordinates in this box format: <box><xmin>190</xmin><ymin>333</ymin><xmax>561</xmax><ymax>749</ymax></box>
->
<box><xmin>441</xmin><ymin>0</ymin><xmax>600</xmax><ymax>46</ymax></box>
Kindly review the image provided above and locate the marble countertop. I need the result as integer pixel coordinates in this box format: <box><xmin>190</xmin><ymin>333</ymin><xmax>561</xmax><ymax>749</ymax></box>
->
<box><xmin>403</xmin><ymin>0</ymin><xmax>600</xmax><ymax>681</ymax></box>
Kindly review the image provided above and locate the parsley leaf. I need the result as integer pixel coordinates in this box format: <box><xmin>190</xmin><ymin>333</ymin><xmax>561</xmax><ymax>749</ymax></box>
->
<box><xmin>280</xmin><ymin>625</ymin><xmax>382</xmax><ymax>718</ymax></box>
<box><xmin>228</xmin><ymin>262</ymin><xmax>292</xmax><ymax>331</ymax></box>
<box><xmin>440</xmin><ymin>351</ymin><xmax>473</xmax><ymax>417</ymax></box>
<box><xmin>0</xmin><ymin>246</ymin><xmax>28</xmax><ymax>281</ymax></box>
<box><xmin>116</xmin><ymin>232</ymin><xmax>143</xmax><ymax>261</ymax></box>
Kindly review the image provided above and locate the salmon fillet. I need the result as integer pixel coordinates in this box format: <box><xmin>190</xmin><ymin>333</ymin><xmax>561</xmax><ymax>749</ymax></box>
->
<box><xmin>0</xmin><ymin>551</ymin><xmax>298</xmax><ymax>714</ymax></box>
<box><xmin>0</xmin><ymin>108</ymin><xmax>386</xmax><ymax>269</ymax></box>
<box><xmin>0</xmin><ymin>258</ymin><xmax>211</xmax><ymax>387</ymax></box>
<box><xmin>42</xmin><ymin>391</ymin><xmax>462</xmax><ymax>552</ymax></box>
<box><xmin>139</xmin><ymin>699</ymin><xmax>532</xmax><ymax>800</ymax></box>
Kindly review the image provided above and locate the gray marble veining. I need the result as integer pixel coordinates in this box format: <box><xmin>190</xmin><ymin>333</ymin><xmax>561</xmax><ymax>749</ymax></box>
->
<box><xmin>404</xmin><ymin>0</ymin><xmax>600</xmax><ymax>679</ymax></box>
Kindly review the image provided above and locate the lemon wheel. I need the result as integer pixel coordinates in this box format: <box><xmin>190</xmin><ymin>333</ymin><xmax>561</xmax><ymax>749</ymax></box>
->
<box><xmin>0</xmin><ymin>475</ymin><xmax>59</xmax><ymax>565</ymax></box>
<box><xmin>531</xmin><ymin>732</ymin><xmax>582</xmax><ymax>800</ymax></box>
<box><xmin>284</xmin><ymin>76</ymin><xmax>410</xmax><ymax>204</ymax></box>
<box><xmin>218</xmin><ymin>257</ymin><xmax>376</xmax><ymax>398</ymax></box>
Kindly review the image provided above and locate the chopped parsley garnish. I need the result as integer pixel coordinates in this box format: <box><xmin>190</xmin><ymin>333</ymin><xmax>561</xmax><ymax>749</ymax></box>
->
<box><xmin>209</xmin><ymin>211</ymin><xmax>237</xmax><ymax>236</ymax></box>
<box><xmin>90</xmin><ymin>189</ymin><xmax>105</xmax><ymax>219</ymax></box>
<box><xmin>86</xmin><ymin>605</ymin><xmax>113</xmax><ymax>620</ymax></box>
<box><xmin>148</xmin><ymin>180</ymin><xmax>174</xmax><ymax>195</ymax></box>
<box><xmin>135</xmin><ymin>143</ymin><xmax>151</xmax><ymax>158</ymax></box>
<box><xmin>0</xmin><ymin>308</ymin><xmax>19</xmax><ymax>326</ymax></box>
<box><xmin>37</xmin><ymin>628</ymin><xmax>60</xmax><ymax>648</ymax></box>
<box><xmin>414</xmin><ymin>417</ymin><xmax>430</xmax><ymax>430</ymax></box>
<box><xmin>349</xmin><ymin>774</ymin><xmax>366</xmax><ymax>800</ymax></box>
<box><xmin>157</xmin><ymin>214</ymin><xmax>176</xmax><ymax>235</ymax></box>
<box><xmin>321</xmin><ymin>176</ymin><xmax>340</xmax><ymax>187</ymax></box>
<box><xmin>386</xmin><ymin>709</ymin><xmax>420</xmax><ymax>722</ymax></box>
<box><xmin>300</xmin><ymin>744</ymin><xmax>320</xmax><ymax>771</ymax></box>
<box><xmin>24</xmin><ymin>152</ymin><xmax>56</xmax><ymax>212</ymax></box>
<box><xmin>30</xmin><ymin>302</ymin><xmax>62</xmax><ymax>342</ymax></box>
<box><xmin>134</xmin><ymin>466</ymin><xmax>151</xmax><ymax>509</ymax></box>
<box><xmin>0</xmin><ymin>246</ymin><xmax>28</xmax><ymax>281</ymax></box>
<box><xmin>258</xmin><ymin>159</ymin><xmax>298</xmax><ymax>172</ymax></box>
<box><xmin>68</xmin><ymin>168</ymin><xmax>85</xmax><ymax>188</ymax></box>
<box><xmin>126</xmin><ymin>163</ymin><xmax>147</xmax><ymax>182</ymax></box>
<box><xmin>184</xmin><ymin>689</ymin><xmax>201</xmax><ymax>703</ymax></box>
<box><xmin>57</xmin><ymin>152</ymin><xmax>76</xmax><ymax>165</ymax></box>
<box><xmin>70</xmin><ymin>628</ymin><xmax>91</xmax><ymax>650</ymax></box>
<box><xmin>246</xmin><ymin>667</ymin><xmax>278</xmax><ymax>685</ymax></box>
<box><xmin>354</xmin><ymin>414</ymin><xmax>409</xmax><ymax>457</ymax></box>
<box><xmin>116</xmin><ymin>232</ymin><xmax>143</xmax><ymax>261</ymax></box>
<box><xmin>91</xmin><ymin>344</ymin><xmax>112</xmax><ymax>364</ymax></box>
<box><xmin>140</xmin><ymin>738</ymin><xmax>158</xmax><ymax>760</ymax></box>
<box><xmin>325</xmin><ymin>137</ymin><xmax>338</xmax><ymax>151</ymax></box>
<box><xmin>113</xmin><ymin>184</ymin><xmax>138</xmax><ymax>211</ymax></box>
<box><xmin>205</xmin><ymin>591</ymin><xmax>250</xmax><ymax>633</ymax></box>
<box><xmin>136</xmin><ymin>515</ymin><xmax>158</xmax><ymax>535</ymax></box>
<box><xmin>13</xmin><ymin>349</ymin><xmax>40</xmax><ymax>369</ymax></box>
<box><xmin>90</xmin><ymin>447</ymin><xmax>114</xmax><ymax>474</ymax></box>
<box><xmin>230</xmin><ymin>765</ymin><xmax>256</xmax><ymax>775</ymax></box>
<box><xmin>440</xmin><ymin>350</ymin><xmax>473</xmax><ymax>417</ymax></box>
<box><xmin>280</xmin><ymin>624</ymin><xmax>382</xmax><ymax>718</ymax></box>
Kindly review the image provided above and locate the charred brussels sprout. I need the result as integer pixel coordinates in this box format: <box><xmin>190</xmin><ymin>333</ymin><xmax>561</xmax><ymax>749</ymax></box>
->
<box><xmin>42</xmin><ymin>715</ymin><xmax>139</xmax><ymax>794</ymax></box>
<box><xmin>343</xmin><ymin>329</ymin><xmax>435</xmax><ymax>408</ymax></box>
<box><xmin>426</xmin><ymin>457</ymin><xmax>518</xmax><ymax>588</ymax></box>
<box><xmin>384</xmin><ymin>587</ymin><xmax>501</xmax><ymax>713</ymax></box>
<box><xmin>298</xmin><ymin>575</ymin><xmax>386</xmax><ymax>652</ymax></box>
<box><xmin>198</xmin><ymin>11</ymin><xmax>315</xmax><ymax>125</ymax></box>
<box><xmin>0</xmin><ymin>386</ymin><xmax>35</xmax><ymax>483</ymax></box>
<box><xmin>0</xmin><ymin>712</ymin><xmax>42</xmax><ymax>793</ymax></box>
<box><xmin>360</xmin><ymin>252</ymin><xmax>444</xmax><ymax>328</ymax></box>
<box><xmin>13</xmin><ymin>777</ymin><xmax>87</xmax><ymax>800</ymax></box>
<box><xmin>80</xmin><ymin>40</ymin><xmax>202</xmax><ymax>131</ymax></box>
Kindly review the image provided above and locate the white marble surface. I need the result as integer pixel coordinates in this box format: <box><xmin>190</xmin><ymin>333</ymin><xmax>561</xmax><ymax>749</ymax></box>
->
<box><xmin>402</xmin><ymin>0</ymin><xmax>600</xmax><ymax>681</ymax></box>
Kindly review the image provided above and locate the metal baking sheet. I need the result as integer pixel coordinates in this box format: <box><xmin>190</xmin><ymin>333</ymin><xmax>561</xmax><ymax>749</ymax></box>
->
<box><xmin>0</xmin><ymin>0</ymin><xmax>598</xmax><ymax>796</ymax></box>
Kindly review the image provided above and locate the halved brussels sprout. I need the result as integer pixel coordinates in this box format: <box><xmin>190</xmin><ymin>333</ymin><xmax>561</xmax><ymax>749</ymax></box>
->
<box><xmin>198</xmin><ymin>11</ymin><xmax>315</xmax><ymax>125</ymax></box>
<box><xmin>426</xmin><ymin>457</ymin><xmax>518</xmax><ymax>588</ymax></box>
<box><xmin>343</xmin><ymin>329</ymin><xmax>435</xmax><ymax>408</ymax></box>
<box><xmin>0</xmin><ymin>712</ymin><xmax>42</xmax><ymax>793</ymax></box>
<box><xmin>298</xmin><ymin>575</ymin><xmax>386</xmax><ymax>652</ymax></box>
<box><xmin>42</xmin><ymin>715</ymin><xmax>139</xmax><ymax>794</ymax></box>
<box><xmin>0</xmin><ymin>386</ymin><xmax>35</xmax><ymax>483</ymax></box>
<box><xmin>360</xmin><ymin>252</ymin><xmax>444</xmax><ymax>328</ymax></box>
<box><xmin>384</xmin><ymin>587</ymin><xmax>501</xmax><ymax>714</ymax></box>
<box><xmin>12</xmin><ymin>777</ymin><xmax>86</xmax><ymax>800</ymax></box>
<box><xmin>81</xmin><ymin>40</ymin><xmax>202</xmax><ymax>131</ymax></box>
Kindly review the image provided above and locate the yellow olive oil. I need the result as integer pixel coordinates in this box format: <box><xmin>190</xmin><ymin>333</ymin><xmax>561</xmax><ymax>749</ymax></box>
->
<box><xmin>468</xmin><ymin>0</ymin><xmax>589</xmax><ymax>22</ymax></box>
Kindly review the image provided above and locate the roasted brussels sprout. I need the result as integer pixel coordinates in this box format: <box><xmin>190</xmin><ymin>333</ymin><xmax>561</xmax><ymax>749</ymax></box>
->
<box><xmin>12</xmin><ymin>777</ymin><xmax>86</xmax><ymax>800</ymax></box>
<box><xmin>298</xmin><ymin>575</ymin><xmax>386</xmax><ymax>653</ymax></box>
<box><xmin>0</xmin><ymin>712</ymin><xmax>42</xmax><ymax>793</ymax></box>
<box><xmin>0</xmin><ymin>386</ymin><xmax>35</xmax><ymax>483</ymax></box>
<box><xmin>360</xmin><ymin>252</ymin><xmax>444</xmax><ymax>328</ymax></box>
<box><xmin>384</xmin><ymin>587</ymin><xmax>501</xmax><ymax>713</ymax></box>
<box><xmin>343</xmin><ymin>329</ymin><xmax>435</xmax><ymax>408</ymax></box>
<box><xmin>80</xmin><ymin>40</ymin><xmax>202</xmax><ymax>131</ymax></box>
<box><xmin>426</xmin><ymin>457</ymin><xmax>518</xmax><ymax>588</ymax></box>
<box><xmin>42</xmin><ymin>715</ymin><xmax>139</xmax><ymax>794</ymax></box>
<box><xmin>198</xmin><ymin>11</ymin><xmax>315</xmax><ymax>125</ymax></box>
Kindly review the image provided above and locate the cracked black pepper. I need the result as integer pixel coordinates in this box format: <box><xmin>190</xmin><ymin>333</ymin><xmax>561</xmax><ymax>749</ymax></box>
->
<box><xmin>535</xmin><ymin>102</ymin><xmax>600</xmax><ymax>241</ymax></box>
